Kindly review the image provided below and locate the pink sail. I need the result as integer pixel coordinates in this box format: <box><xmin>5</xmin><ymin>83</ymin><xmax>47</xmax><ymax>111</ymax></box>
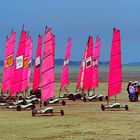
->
<box><xmin>108</xmin><ymin>28</ymin><xmax>122</xmax><ymax>97</ymax></box>
<box><xmin>60</xmin><ymin>38</ymin><xmax>72</xmax><ymax>89</ymax></box>
<box><xmin>92</xmin><ymin>36</ymin><xmax>101</xmax><ymax>88</ymax></box>
<box><xmin>33</xmin><ymin>35</ymin><xmax>42</xmax><ymax>91</ymax></box>
<box><xmin>22</xmin><ymin>35</ymin><xmax>30</xmax><ymax>91</ymax></box>
<box><xmin>41</xmin><ymin>27</ymin><xmax>55</xmax><ymax>101</ymax></box>
<box><xmin>77</xmin><ymin>38</ymin><xmax>90</xmax><ymax>90</ymax></box>
<box><xmin>27</xmin><ymin>36</ymin><xmax>32</xmax><ymax>88</ymax></box>
<box><xmin>77</xmin><ymin>51</ymin><xmax>87</xmax><ymax>90</ymax></box>
<box><xmin>82</xmin><ymin>36</ymin><xmax>94</xmax><ymax>90</ymax></box>
<box><xmin>77</xmin><ymin>65</ymin><xmax>82</xmax><ymax>90</ymax></box>
<box><xmin>77</xmin><ymin>36</ymin><xmax>93</xmax><ymax>91</ymax></box>
<box><xmin>10</xmin><ymin>30</ymin><xmax>27</xmax><ymax>96</ymax></box>
<box><xmin>76</xmin><ymin>37</ymin><xmax>90</xmax><ymax>90</ymax></box>
<box><xmin>2</xmin><ymin>31</ymin><xmax>16</xmax><ymax>94</ymax></box>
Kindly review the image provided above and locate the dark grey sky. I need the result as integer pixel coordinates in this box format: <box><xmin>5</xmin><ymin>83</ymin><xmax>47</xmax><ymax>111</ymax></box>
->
<box><xmin>0</xmin><ymin>0</ymin><xmax>140</xmax><ymax>63</ymax></box>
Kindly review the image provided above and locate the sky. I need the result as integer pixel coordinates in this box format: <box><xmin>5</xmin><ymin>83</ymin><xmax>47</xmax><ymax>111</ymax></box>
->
<box><xmin>0</xmin><ymin>0</ymin><xmax>140</xmax><ymax>64</ymax></box>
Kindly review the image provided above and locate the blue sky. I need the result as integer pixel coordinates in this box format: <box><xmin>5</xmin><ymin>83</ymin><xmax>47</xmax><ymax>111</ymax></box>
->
<box><xmin>0</xmin><ymin>0</ymin><xmax>140</xmax><ymax>63</ymax></box>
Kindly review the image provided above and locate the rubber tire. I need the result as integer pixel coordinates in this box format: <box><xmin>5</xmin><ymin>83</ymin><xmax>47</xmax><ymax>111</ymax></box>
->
<box><xmin>101</xmin><ymin>104</ymin><xmax>105</xmax><ymax>111</ymax></box>
<box><xmin>35</xmin><ymin>100</ymin><xmax>39</xmax><ymax>104</ymax></box>
<box><xmin>31</xmin><ymin>104</ymin><xmax>36</xmax><ymax>109</ymax></box>
<box><xmin>31</xmin><ymin>100</ymin><xmax>35</xmax><ymax>105</ymax></box>
<box><xmin>62</xmin><ymin>100</ymin><xmax>66</xmax><ymax>105</ymax></box>
<box><xmin>23</xmin><ymin>99</ymin><xmax>27</xmax><ymax>105</ymax></box>
<box><xmin>81</xmin><ymin>93</ymin><xmax>86</xmax><ymax>98</ymax></box>
<box><xmin>30</xmin><ymin>89</ymin><xmax>33</xmax><ymax>95</ymax></box>
<box><xmin>61</xmin><ymin>109</ymin><xmax>64</xmax><ymax>116</ymax></box>
<box><xmin>32</xmin><ymin>109</ymin><xmax>36</xmax><ymax>117</ymax></box>
<box><xmin>72</xmin><ymin>96</ymin><xmax>76</xmax><ymax>101</ymax></box>
<box><xmin>105</xmin><ymin>96</ymin><xmax>109</xmax><ymax>101</ymax></box>
<box><xmin>83</xmin><ymin>97</ymin><xmax>86</xmax><ymax>102</ymax></box>
<box><xmin>44</xmin><ymin>102</ymin><xmax>48</xmax><ymax>106</ymax></box>
<box><xmin>99</xmin><ymin>97</ymin><xmax>103</xmax><ymax>101</ymax></box>
<box><xmin>0</xmin><ymin>97</ymin><xmax>3</xmax><ymax>102</ymax></box>
<box><xmin>19</xmin><ymin>96</ymin><xmax>23</xmax><ymax>100</ymax></box>
<box><xmin>68</xmin><ymin>94</ymin><xmax>74</xmax><ymax>100</ymax></box>
<box><xmin>125</xmin><ymin>105</ymin><xmax>128</xmax><ymax>110</ymax></box>
<box><xmin>75</xmin><ymin>94</ymin><xmax>81</xmax><ymax>99</ymax></box>
<box><xmin>16</xmin><ymin>105</ymin><xmax>21</xmax><ymax>111</ymax></box>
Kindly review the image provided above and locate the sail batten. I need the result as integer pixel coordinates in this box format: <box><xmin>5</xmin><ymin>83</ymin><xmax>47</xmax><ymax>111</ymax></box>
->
<box><xmin>41</xmin><ymin>81</ymin><xmax>55</xmax><ymax>88</ymax></box>
<box><xmin>42</xmin><ymin>66</ymin><xmax>54</xmax><ymax>73</ymax></box>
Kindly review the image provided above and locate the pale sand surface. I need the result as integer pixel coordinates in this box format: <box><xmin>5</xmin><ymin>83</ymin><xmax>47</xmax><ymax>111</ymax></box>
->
<box><xmin>0</xmin><ymin>82</ymin><xmax>140</xmax><ymax>140</ymax></box>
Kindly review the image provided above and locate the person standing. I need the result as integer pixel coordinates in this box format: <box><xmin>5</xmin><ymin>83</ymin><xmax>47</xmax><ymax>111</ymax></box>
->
<box><xmin>134</xmin><ymin>81</ymin><xmax>139</xmax><ymax>101</ymax></box>
<box><xmin>129</xmin><ymin>83</ymin><xmax>136</xmax><ymax>102</ymax></box>
<box><xmin>127</xmin><ymin>81</ymin><xmax>132</xmax><ymax>95</ymax></box>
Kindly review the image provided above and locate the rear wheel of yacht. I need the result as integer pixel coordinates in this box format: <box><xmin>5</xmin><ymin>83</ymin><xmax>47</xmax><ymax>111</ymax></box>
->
<box><xmin>101</xmin><ymin>104</ymin><xmax>105</xmax><ymax>111</ymax></box>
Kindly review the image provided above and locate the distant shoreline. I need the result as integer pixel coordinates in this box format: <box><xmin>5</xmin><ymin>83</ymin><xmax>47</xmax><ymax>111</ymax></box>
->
<box><xmin>0</xmin><ymin>65</ymin><xmax>140</xmax><ymax>82</ymax></box>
